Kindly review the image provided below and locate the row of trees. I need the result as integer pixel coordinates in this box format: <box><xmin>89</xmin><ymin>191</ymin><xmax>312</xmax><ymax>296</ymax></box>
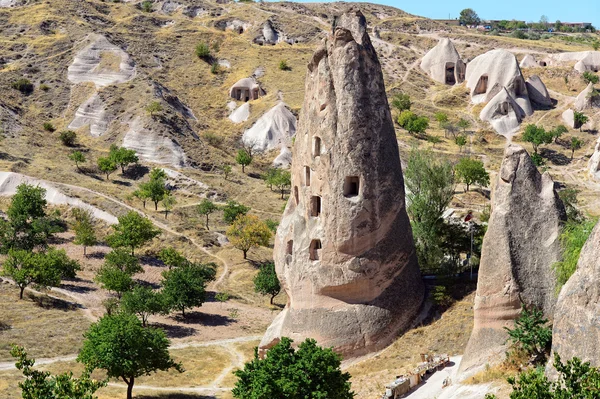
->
<box><xmin>68</xmin><ymin>145</ymin><xmax>139</xmax><ymax>179</ymax></box>
<box><xmin>521</xmin><ymin>123</ymin><xmax>584</xmax><ymax>166</ymax></box>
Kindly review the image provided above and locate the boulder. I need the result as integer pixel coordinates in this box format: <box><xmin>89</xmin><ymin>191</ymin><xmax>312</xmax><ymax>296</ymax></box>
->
<box><xmin>229</xmin><ymin>102</ymin><xmax>250</xmax><ymax>123</ymax></box>
<box><xmin>420</xmin><ymin>38</ymin><xmax>466</xmax><ymax>85</ymax></box>
<box><xmin>550</xmin><ymin>220</ymin><xmax>600</xmax><ymax>369</ymax></box>
<box><xmin>259</xmin><ymin>9</ymin><xmax>424</xmax><ymax>358</ymax></box>
<box><xmin>562</xmin><ymin>108</ymin><xmax>575</xmax><ymax>128</ymax></box>
<box><xmin>242</xmin><ymin>102</ymin><xmax>296</xmax><ymax>152</ymax></box>
<box><xmin>574</xmin><ymin>83</ymin><xmax>598</xmax><ymax>111</ymax></box>
<box><xmin>480</xmin><ymin>87</ymin><xmax>526</xmax><ymax>136</ymax></box>
<box><xmin>460</xmin><ymin>144</ymin><xmax>565</xmax><ymax>372</ymax></box>
<box><xmin>526</xmin><ymin>75</ymin><xmax>552</xmax><ymax>107</ymax></box>
<box><xmin>519</xmin><ymin>54</ymin><xmax>538</xmax><ymax>68</ymax></box>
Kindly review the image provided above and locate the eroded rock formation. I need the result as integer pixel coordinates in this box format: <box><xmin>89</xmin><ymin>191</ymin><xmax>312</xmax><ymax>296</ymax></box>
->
<box><xmin>259</xmin><ymin>9</ymin><xmax>424</xmax><ymax>357</ymax></box>
<box><xmin>460</xmin><ymin>144</ymin><xmax>565</xmax><ymax>372</ymax></box>
<box><xmin>526</xmin><ymin>75</ymin><xmax>552</xmax><ymax>107</ymax></box>
<box><xmin>242</xmin><ymin>102</ymin><xmax>296</xmax><ymax>152</ymax></box>
<box><xmin>420</xmin><ymin>38</ymin><xmax>465</xmax><ymax>85</ymax></box>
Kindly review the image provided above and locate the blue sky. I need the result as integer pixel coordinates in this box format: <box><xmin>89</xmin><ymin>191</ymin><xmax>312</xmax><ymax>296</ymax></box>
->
<box><xmin>297</xmin><ymin>0</ymin><xmax>600</xmax><ymax>28</ymax></box>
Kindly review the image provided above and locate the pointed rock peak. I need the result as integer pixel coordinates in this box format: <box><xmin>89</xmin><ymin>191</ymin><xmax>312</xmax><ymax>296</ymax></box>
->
<box><xmin>333</xmin><ymin>9</ymin><xmax>368</xmax><ymax>45</ymax></box>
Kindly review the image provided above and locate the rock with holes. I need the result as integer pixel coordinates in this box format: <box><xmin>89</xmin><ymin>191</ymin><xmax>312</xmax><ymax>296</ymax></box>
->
<box><xmin>420</xmin><ymin>38</ymin><xmax>466</xmax><ymax>85</ymax></box>
<box><xmin>259</xmin><ymin>9</ymin><xmax>424</xmax><ymax>358</ymax></box>
<box><xmin>460</xmin><ymin>144</ymin><xmax>565</xmax><ymax>372</ymax></box>
<box><xmin>229</xmin><ymin>77</ymin><xmax>264</xmax><ymax>102</ymax></box>
<box><xmin>480</xmin><ymin>87</ymin><xmax>526</xmax><ymax>136</ymax></box>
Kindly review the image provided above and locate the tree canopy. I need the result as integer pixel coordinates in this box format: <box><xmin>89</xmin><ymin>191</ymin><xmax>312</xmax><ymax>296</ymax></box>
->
<box><xmin>161</xmin><ymin>263</ymin><xmax>216</xmax><ymax>317</ymax></box>
<box><xmin>522</xmin><ymin>124</ymin><xmax>553</xmax><ymax>154</ymax></box>
<box><xmin>253</xmin><ymin>263</ymin><xmax>281</xmax><ymax>305</ymax></box>
<box><xmin>121</xmin><ymin>286</ymin><xmax>167</xmax><ymax>327</ymax></box>
<box><xmin>226</xmin><ymin>214</ymin><xmax>272</xmax><ymax>259</ymax></box>
<box><xmin>455</xmin><ymin>158</ymin><xmax>490</xmax><ymax>191</ymax></box>
<box><xmin>106</xmin><ymin>211</ymin><xmax>160</xmax><ymax>255</ymax></box>
<box><xmin>236</xmin><ymin>149</ymin><xmax>252</xmax><ymax>173</ymax></box>
<box><xmin>197</xmin><ymin>199</ymin><xmax>219</xmax><ymax>230</ymax></box>
<box><xmin>222</xmin><ymin>200</ymin><xmax>250</xmax><ymax>224</ymax></box>
<box><xmin>459</xmin><ymin>8</ymin><xmax>480</xmax><ymax>26</ymax></box>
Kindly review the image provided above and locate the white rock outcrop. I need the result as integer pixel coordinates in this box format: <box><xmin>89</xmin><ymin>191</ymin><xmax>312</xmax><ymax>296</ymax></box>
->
<box><xmin>549</xmin><ymin>51</ymin><xmax>600</xmax><ymax>73</ymax></box>
<box><xmin>122</xmin><ymin>117</ymin><xmax>187</xmax><ymax>168</ymax></box>
<box><xmin>242</xmin><ymin>102</ymin><xmax>296</xmax><ymax>152</ymax></box>
<box><xmin>68</xmin><ymin>34</ymin><xmax>136</xmax><ymax>87</ymax></box>
<box><xmin>525</xmin><ymin>75</ymin><xmax>552</xmax><ymax>107</ymax></box>
<box><xmin>519</xmin><ymin>54</ymin><xmax>538</xmax><ymax>68</ymax></box>
<box><xmin>420</xmin><ymin>38</ymin><xmax>466</xmax><ymax>85</ymax></box>
<box><xmin>272</xmin><ymin>146</ymin><xmax>292</xmax><ymax>168</ymax></box>
<box><xmin>229</xmin><ymin>102</ymin><xmax>250</xmax><ymax>123</ymax></box>
<box><xmin>575</xmin><ymin>83</ymin><xmax>598</xmax><ymax>111</ymax></box>
<box><xmin>588</xmin><ymin>137</ymin><xmax>600</xmax><ymax>180</ymax></box>
<box><xmin>479</xmin><ymin>88</ymin><xmax>526</xmax><ymax>136</ymax></box>
<box><xmin>68</xmin><ymin>92</ymin><xmax>111</xmax><ymax>136</ymax></box>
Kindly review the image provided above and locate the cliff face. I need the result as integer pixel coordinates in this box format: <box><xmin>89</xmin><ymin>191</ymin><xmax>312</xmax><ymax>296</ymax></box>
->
<box><xmin>460</xmin><ymin>144</ymin><xmax>565</xmax><ymax>372</ymax></box>
<box><xmin>259</xmin><ymin>9</ymin><xmax>424</xmax><ymax>357</ymax></box>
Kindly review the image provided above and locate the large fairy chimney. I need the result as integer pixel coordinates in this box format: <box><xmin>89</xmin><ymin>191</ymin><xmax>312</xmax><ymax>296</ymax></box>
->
<box><xmin>259</xmin><ymin>9</ymin><xmax>425</xmax><ymax>358</ymax></box>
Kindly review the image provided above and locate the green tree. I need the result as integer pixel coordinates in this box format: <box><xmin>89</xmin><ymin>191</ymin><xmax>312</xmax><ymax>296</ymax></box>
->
<box><xmin>44</xmin><ymin>247</ymin><xmax>81</xmax><ymax>279</ymax></box>
<box><xmin>11</xmin><ymin>345</ymin><xmax>105</xmax><ymax>399</ymax></box>
<box><xmin>59</xmin><ymin>130</ymin><xmax>77</xmax><ymax>146</ymax></box>
<box><xmin>121</xmin><ymin>286</ymin><xmax>166</xmax><ymax>327</ymax></box>
<box><xmin>573</xmin><ymin>111</ymin><xmax>589</xmax><ymax>131</ymax></box>
<box><xmin>132</xmin><ymin>188</ymin><xmax>150</xmax><ymax>209</ymax></box>
<box><xmin>140</xmin><ymin>0</ymin><xmax>153</xmax><ymax>12</ymax></box>
<box><xmin>272</xmin><ymin>169</ymin><xmax>291</xmax><ymax>199</ymax></box>
<box><xmin>455</xmin><ymin>157</ymin><xmax>490</xmax><ymax>191</ymax></box>
<box><xmin>222</xmin><ymin>200</ymin><xmax>250</xmax><ymax>224</ymax></box>
<box><xmin>552</xmin><ymin>218</ymin><xmax>596</xmax><ymax>289</ymax></box>
<box><xmin>427</xmin><ymin>135</ymin><xmax>442</xmax><ymax>148</ymax></box>
<box><xmin>253</xmin><ymin>262</ymin><xmax>280</xmax><ymax>305</ymax></box>
<box><xmin>558</xmin><ymin>188</ymin><xmax>583</xmax><ymax>223</ymax></box>
<box><xmin>551</xmin><ymin>125</ymin><xmax>568</xmax><ymax>143</ymax></box>
<box><xmin>197</xmin><ymin>199</ymin><xmax>218</xmax><ymax>230</ymax></box>
<box><xmin>106</xmin><ymin>211</ymin><xmax>160</xmax><ymax>255</ymax></box>
<box><xmin>278</xmin><ymin>60</ymin><xmax>290</xmax><ymax>71</ymax></box>
<box><xmin>141</xmin><ymin>168</ymin><xmax>167</xmax><ymax>210</ymax></box>
<box><xmin>457</xmin><ymin>118</ymin><xmax>471</xmax><ymax>134</ymax></box>
<box><xmin>97</xmin><ymin>157</ymin><xmax>117</xmax><ymax>180</ymax></box>
<box><xmin>398</xmin><ymin>111</ymin><xmax>429</xmax><ymax>135</ymax></box>
<box><xmin>158</xmin><ymin>247</ymin><xmax>187</xmax><ymax>270</ymax></box>
<box><xmin>0</xmin><ymin>183</ymin><xmax>54</xmax><ymax>253</ymax></box>
<box><xmin>1</xmin><ymin>249</ymin><xmax>62</xmax><ymax>299</ymax></box>
<box><xmin>161</xmin><ymin>192</ymin><xmax>176</xmax><ymax>219</ymax></box>
<box><xmin>582</xmin><ymin>71</ymin><xmax>599</xmax><ymax>84</ymax></box>
<box><xmin>73</xmin><ymin>209</ymin><xmax>97</xmax><ymax>256</ymax></box>
<box><xmin>504</xmin><ymin>305</ymin><xmax>552</xmax><ymax>363</ymax></box>
<box><xmin>78</xmin><ymin>313</ymin><xmax>183</xmax><ymax>399</ymax></box>
<box><xmin>459</xmin><ymin>8</ymin><xmax>480</xmax><ymax>26</ymax></box>
<box><xmin>145</xmin><ymin>101</ymin><xmax>163</xmax><ymax>117</ymax></box>
<box><xmin>109</xmin><ymin>146</ymin><xmax>139</xmax><ymax>174</ymax></box>
<box><xmin>236</xmin><ymin>149</ymin><xmax>252</xmax><ymax>173</ymax></box>
<box><xmin>69</xmin><ymin>151</ymin><xmax>86</xmax><ymax>172</ymax></box>
<box><xmin>391</xmin><ymin>92</ymin><xmax>411</xmax><ymax>112</ymax></box>
<box><xmin>195</xmin><ymin>42</ymin><xmax>210</xmax><ymax>59</ymax></box>
<box><xmin>434</xmin><ymin>112</ymin><xmax>448</xmax><ymax>129</ymax></box>
<box><xmin>522</xmin><ymin>124</ymin><xmax>553</xmax><ymax>153</ymax></box>
<box><xmin>226</xmin><ymin>214</ymin><xmax>272</xmax><ymax>259</ymax></box>
<box><xmin>162</xmin><ymin>263</ymin><xmax>216</xmax><ymax>317</ymax></box>
<box><xmin>569</xmin><ymin>136</ymin><xmax>583</xmax><ymax>159</ymax></box>
<box><xmin>95</xmin><ymin>265</ymin><xmax>134</xmax><ymax>298</ymax></box>
<box><xmin>105</xmin><ymin>248</ymin><xmax>143</xmax><ymax>275</ymax></box>
<box><xmin>223</xmin><ymin>164</ymin><xmax>232</xmax><ymax>180</ymax></box>
<box><xmin>455</xmin><ymin>135</ymin><xmax>467</xmax><ymax>152</ymax></box>
<box><xmin>232</xmin><ymin>337</ymin><xmax>354</xmax><ymax>399</ymax></box>
<box><xmin>404</xmin><ymin>148</ymin><xmax>455</xmax><ymax>271</ymax></box>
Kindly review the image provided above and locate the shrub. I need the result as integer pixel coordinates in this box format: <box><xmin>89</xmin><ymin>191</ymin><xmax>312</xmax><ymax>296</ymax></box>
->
<box><xmin>141</xmin><ymin>0</ymin><xmax>153</xmax><ymax>12</ymax></box>
<box><xmin>531</xmin><ymin>152</ymin><xmax>545</xmax><ymax>166</ymax></box>
<box><xmin>552</xmin><ymin>219</ymin><xmax>596</xmax><ymax>289</ymax></box>
<box><xmin>583</xmin><ymin>71</ymin><xmax>599</xmax><ymax>84</ymax></box>
<box><xmin>59</xmin><ymin>130</ymin><xmax>77</xmax><ymax>146</ymax></box>
<box><xmin>39</xmin><ymin>83</ymin><xmax>50</xmax><ymax>91</ymax></box>
<box><xmin>511</xmin><ymin>30</ymin><xmax>527</xmax><ymax>39</ymax></box>
<box><xmin>504</xmin><ymin>305</ymin><xmax>552</xmax><ymax>363</ymax></box>
<box><xmin>12</xmin><ymin>78</ymin><xmax>34</xmax><ymax>94</ymax></box>
<box><xmin>526</xmin><ymin>31</ymin><xmax>541</xmax><ymax>40</ymax></box>
<box><xmin>43</xmin><ymin>122</ymin><xmax>56</xmax><ymax>132</ymax></box>
<box><xmin>195</xmin><ymin>42</ymin><xmax>211</xmax><ymax>59</ymax></box>
<box><xmin>203</xmin><ymin>132</ymin><xmax>223</xmax><ymax>147</ymax></box>
<box><xmin>391</xmin><ymin>92</ymin><xmax>411</xmax><ymax>112</ymax></box>
<box><xmin>278</xmin><ymin>60</ymin><xmax>290</xmax><ymax>71</ymax></box>
<box><xmin>210</xmin><ymin>62</ymin><xmax>220</xmax><ymax>74</ymax></box>
<box><xmin>215</xmin><ymin>292</ymin><xmax>230</xmax><ymax>302</ymax></box>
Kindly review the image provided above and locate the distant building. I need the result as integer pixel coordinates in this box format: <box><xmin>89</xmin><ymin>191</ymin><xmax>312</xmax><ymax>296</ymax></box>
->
<box><xmin>561</xmin><ymin>22</ymin><xmax>593</xmax><ymax>29</ymax></box>
<box><xmin>433</xmin><ymin>19</ymin><xmax>461</xmax><ymax>26</ymax></box>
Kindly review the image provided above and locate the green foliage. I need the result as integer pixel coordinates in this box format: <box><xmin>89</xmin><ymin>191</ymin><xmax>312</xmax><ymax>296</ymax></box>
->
<box><xmin>434</xmin><ymin>112</ymin><xmax>448</xmax><ymax>128</ymax></box>
<box><xmin>69</xmin><ymin>151</ymin><xmax>86</xmax><ymax>171</ymax></box>
<box><xmin>459</xmin><ymin>8</ymin><xmax>480</xmax><ymax>25</ymax></box>
<box><xmin>455</xmin><ymin>135</ymin><xmax>467</xmax><ymax>151</ymax></box>
<box><xmin>278</xmin><ymin>60</ymin><xmax>290</xmax><ymax>71</ymax></box>
<box><xmin>97</xmin><ymin>157</ymin><xmax>117</xmax><ymax>180</ymax></box>
<box><xmin>455</xmin><ymin>157</ymin><xmax>490</xmax><ymax>191</ymax></box>
<box><xmin>73</xmin><ymin>208</ymin><xmax>96</xmax><ymax>256</ymax></box>
<box><xmin>552</xmin><ymin>219</ymin><xmax>596</xmax><ymax>289</ymax></box>
<box><xmin>550</xmin><ymin>125</ymin><xmax>568</xmax><ymax>142</ymax></box>
<box><xmin>197</xmin><ymin>199</ymin><xmax>218</xmax><ymax>230</ymax></box>
<box><xmin>132</xmin><ymin>188</ymin><xmax>150</xmax><ymax>209</ymax></box>
<box><xmin>430</xmin><ymin>285</ymin><xmax>453</xmax><ymax>309</ymax></box>
<box><xmin>404</xmin><ymin>148</ymin><xmax>455</xmax><ymax>271</ymax></box>
<box><xmin>233</xmin><ymin>337</ymin><xmax>354</xmax><ymax>399</ymax></box>
<box><xmin>582</xmin><ymin>71</ymin><xmax>599</xmax><ymax>84</ymax></box>
<box><xmin>140</xmin><ymin>0</ymin><xmax>153</xmax><ymax>12</ymax></box>
<box><xmin>105</xmin><ymin>248</ymin><xmax>143</xmax><ymax>275</ymax></box>
<box><xmin>236</xmin><ymin>149</ymin><xmax>252</xmax><ymax>173</ymax></box>
<box><xmin>226</xmin><ymin>214</ymin><xmax>272</xmax><ymax>259</ymax></box>
<box><xmin>253</xmin><ymin>263</ymin><xmax>280</xmax><ymax>305</ymax></box>
<box><xmin>161</xmin><ymin>263</ymin><xmax>216</xmax><ymax>317</ymax></box>
<box><xmin>531</xmin><ymin>152</ymin><xmax>545</xmax><ymax>167</ymax></box>
<box><xmin>11</xmin><ymin>345</ymin><xmax>106</xmax><ymax>399</ymax></box>
<box><xmin>158</xmin><ymin>247</ymin><xmax>187</xmax><ymax>270</ymax></box>
<box><xmin>427</xmin><ymin>135</ymin><xmax>442</xmax><ymax>147</ymax></box>
<box><xmin>2</xmin><ymin>249</ymin><xmax>62</xmax><ymax>299</ymax></box>
<box><xmin>569</xmin><ymin>136</ymin><xmax>583</xmax><ymax>159</ymax></box>
<box><xmin>558</xmin><ymin>188</ymin><xmax>583</xmax><ymax>223</ymax></box>
<box><xmin>457</xmin><ymin>118</ymin><xmax>471</xmax><ymax>133</ymax></box>
<box><xmin>223</xmin><ymin>164</ymin><xmax>232</xmax><ymax>180</ymax></box>
<box><xmin>12</xmin><ymin>78</ymin><xmax>34</xmax><ymax>94</ymax></box>
<box><xmin>78</xmin><ymin>313</ymin><xmax>182</xmax><ymax>399</ymax></box>
<box><xmin>145</xmin><ymin>101</ymin><xmax>163</xmax><ymax>116</ymax></box>
<box><xmin>121</xmin><ymin>286</ymin><xmax>167</xmax><ymax>326</ymax></box>
<box><xmin>397</xmin><ymin>110</ymin><xmax>429</xmax><ymax>135</ymax></box>
<box><xmin>265</xmin><ymin>168</ymin><xmax>291</xmax><ymax>199</ymax></box>
<box><xmin>109</xmin><ymin>145</ymin><xmax>139</xmax><ymax>174</ymax></box>
<box><xmin>44</xmin><ymin>247</ymin><xmax>81</xmax><ymax>279</ymax></box>
<box><xmin>106</xmin><ymin>211</ymin><xmax>160</xmax><ymax>255</ymax></box>
<box><xmin>573</xmin><ymin>111</ymin><xmax>589</xmax><ymax>131</ymax></box>
<box><xmin>210</xmin><ymin>62</ymin><xmax>220</xmax><ymax>74</ymax></box>
<box><xmin>59</xmin><ymin>130</ymin><xmax>77</xmax><ymax>146</ymax></box>
<box><xmin>215</xmin><ymin>292</ymin><xmax>229</xmax><ymax>302</ymax></box>
<box><xmin>265</xmin><ymin>219</ymin><xmax>279</xmax><ymax>232</ymax></box>
<box><xmin>161</xmin><ymin>192</ymin><xmax>176</xmax><ymax>219</ymax></box>
<box><xmin>43</xmin><ymin>122</ymin><xmax>56</xmax><ymax>132</ymax></box>
<box><xmin>522</xmin><ymin>124</ymin><xmax>553</xmax><ymax>154</ymax></box>
<box><xmin>511</xmin><ymin>30</ymin><xmax>527</xmax><ymax>39</ymax></box>
<box><xmin>195</xmin><ymin>42</ymin><xmax>211</xmax><ymax>59</ymax></box>
<box><xmin>504</xmin><ymin>305</ymin><xmax>552</xmax><ymax>363</ymax></box>
<box><xmin>391</xmin><ymin>92</ymin><xmax>411</xmax><ymax>112</ymax></box>
<box><xmin>222</xmin><ymin>200</ymin><xmax>250</xmax><ymax>224</ymax></box>
<box><xmin>203</xmin><ymin>132</ymin><xmax>224</xmax><ymax>147</ymax></box>
<box><xmin>95</xmin><ymin>264</ymin><xmax>134</xmax><ymax>298</ymax></box>
<box><xmin>0</xmin><ymin>183</ymin><xmax>53</xmax><ymax>253</ymax></box>
<box><xmin>140</xmin><ymin>168</ymin><xmax>167</xmax><ymax>210</ymax></box>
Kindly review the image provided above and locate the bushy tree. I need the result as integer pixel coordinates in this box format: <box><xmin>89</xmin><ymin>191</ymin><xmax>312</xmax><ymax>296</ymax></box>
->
<box><xmin>223</xmin><ymin>164</ymin><xmax>232</xmax><ymax>180</ymax></box>
<box><xmin>145</xmin><ymin>101</ymin><xmax>163</xmax><ymax>117</ymax></box>
<box><xmin>226</xmin><ymin>214</ymin><xmax>272</xmax><ymax>259</ymax></box>
<box><xmin>59</xmin><ymin>130</ymin><xmax>77</xmax><ymax>146</ymax></box>
<box><xmin>140</xmin><ymin>0</ymin><xmax>153</xmax><ymax>12</ymax></box>
<box><xmin>550</xmin><ymin>125</ymin><xmax>568</xmax><ymax>143</ymax></box>
<box><xmin>197</xmin><ymin>199</ymin><xmax>218</xmax><ymax>230</ymax></box>
<box><xmin>2</xmin><ymin>249</ymin><xmax>61</xmax><ymax>300</ymax></box>
<box><xmin>552</xmin><ymin>218</ymin><xmax>596</xmax><ymax>289</ymax></box>
<box><xmin>457</xmin><ymin>118</ymin><xmax>471</xmax><ymax>134</ymax></box>
<box><xmin>161</xmin><ymin>192</ymin><xmax>176</xmax><ymax>219</ymax></box>
<box><xmin>121</xmin><ymin>286</ymin><xmax>167</xmax><ymax>327</ymax></box>
<box><xmin>95</xmin><ymin>265</ymin><xmax>134</xmax><ymax>298</ymax></box>
<box><xmin>582</xmin><ymin>71</ymin><xmax>599</xmax><ymax>84</ymax></box>
<box><xmin>459</xmin><ymin>8</ymin><xmax>480</xmax><ymax>26</ymax></box>
<box><xmin>195</xmin><ymin>42</ymin><xmax>211</xmax><ymax>59</ymax></box>
<box><xmin>455</xmin><ymin>135</ymin><xmax>467</xmax><ymax>152</ymax></box>
<box><xmin>105</xmin><ymin>248</ymin><xmax>143</xmax><ymax>275</ymax></box>
<box><xmin>434</xmin><ymin>112</ymin><xmax>448</xmax><ymax>129</ymax></box>
<box><xmin>73</xmin><ymin>208</ymin><xmax>96</xmax><ymax>256</ymax></box>
<box><xmin>109</xmin><ymin>146</ymin><xmax>139</xmax><ymax>174</ymax></box>
<box><xmin>11</xmin><ymin>345</ymin><xmax>105</xmax><ymax>399</ymax></box>
<box><xmin>132</xmin><ymin>188</ymin><xmax>150</xmax><ymax>209</ymax></box>
<box><xmin>398</xmin><ymin>111</ymin><xmax>429</xmax><ymax>136</ymax></box>
<box><xmin>97</xmin><ymin>157</ymin><xmax>117</xmax><ymax>180</ymax></box>
<box><xmin>78</xmin><ymin>313</ymin><xmax>183</xmax><ymax>399</ymax></box>
<box><xmin>106</xmin><ymin>211</ymin><xmax>160</xmax><ymax>255</ymax></box>
<box><xmin>573</xmin><ymin>111</ymin><xmax>589</xmax><ymax>131</ymax></box>
<box><xmin>222</xmin><ymin>200</ymin><xmax>250</xmax><ymax>224</ymax></box>
<box><xmin>140</xmin><ymin>168</ymin><xmax>167</xmax><ymax>210</ymax></box>
<box><xmin>162</xmin><ymin>263</ymin><xmax>216</xmax><ymax>317</ymax></box>
<box><xmin>569</xmin><ymin>136</ymin><xmax>583</xmax><ymax>159</ymax></box>
<box><xmin>253</xmin><ymin>263</ymin><xmax>280</xmax><ymax>305</ymax></box>
<box><xmin>233</xmin><ymin>337</ymin><xmax>354</xmax><ymax>399</ymax></box>
<box><xmin>266</xmin><ymin>169</ymin><xmax>291</xmax><ymax>199</ymax></box>
<box><xmin>69</xmin><ymin>151</ymin><xmax>86</xmax><ymax>172</ymax></box>
<box><xmin>236</xmin><ymin>149</ymin><xmax>252</xmax><ymax>173</ymax></box>
<box><xmin>158</xmin><ymin>247</ymin><xmax>187</xmax><ymax>270</ymax></box>
<box><xmin>504</xmin><ymin>305</ymin><xmax>552</xmax><ymax>363</ymax></box>
<box><xmin>44</xmin><ymin>247</ymin><xmax>81</xmax><ymax>279</ymax></box>
<box><xmin>391</xmin><ymin>92</ymin><xmax>411</xmax><ymax>112</ymax></box>
<box><xmin>522</xmin><ymin>124</ymin><xmax>553</xmax><ymax>153</ymax></box>
<box><xmin>455</xmin><ymin>157</ymin><xmax>490</xmax><ymax>191</ymax></box>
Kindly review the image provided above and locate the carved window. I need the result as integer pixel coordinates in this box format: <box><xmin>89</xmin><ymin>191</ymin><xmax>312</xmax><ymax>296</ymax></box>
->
<box><xmin>343</xmin><ymin>176</ymin><xmax>360</xmax><ymax>197</ymax></box>
<box><xmin>313</xmin><ymin>137</ymin><xmax>322</xmax><ymax>157</ymax></box>
<box><xmin>309</xmin><ymin>239</ymin><xmax>322</xmax><ymax>261</ymax></box>
<box><xmin>287</xmin><ymin>240</ymin><xmax>293</xmax><ymax>255</ymax></box>
<box><xmin>310</xmin><ymin>196</ymin><xmax>321</xmax><ymax>217</ymax></box>
<box><xmin>305</xmin><ymin>166</ymin><xmax>311</xmax><ymax>186</ymax></box>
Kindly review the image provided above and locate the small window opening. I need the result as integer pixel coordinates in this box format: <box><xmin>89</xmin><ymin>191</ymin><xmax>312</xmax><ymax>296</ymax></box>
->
<box><xmin>309</xmin><ymin>239</ymin><xmax>322</xmax><ymax>261</ymax></box>
<box><xmin>313</xmin><ymin>137</ymin><xmax>322</xmax><ymax>157</ymax></box>
<box><xmin>310</xmin><ymin>196</ymin><xmax>321</xmax><ymax>217</ymax></box>
<box><xmin>294</xmin><ymin>186</ymin><xmax>299</xmax><ymax>205</ymax></box>
<box><xmin>343</xmin><ymin>176</ymin><xmax>360</xmax><ymax>197</ymax></box>
<box><xmin>287</xmin><ymin>240</ymin><xmax>293</xmax><ymax>255</ymax></box>
<box><xmin>305</xmin><ymin>166</ymin><xmax>311</xmax><ymax>186</ymax></box>
<box><xmin>474</xmin><ymin>74</ymin><xmax>488</xmax><ymax>95</ymax></box>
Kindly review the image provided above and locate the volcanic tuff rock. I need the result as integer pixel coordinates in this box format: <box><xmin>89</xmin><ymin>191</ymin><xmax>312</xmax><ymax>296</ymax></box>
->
<box><xmin>259</xmin><ymin>9</ymin><xmax>424</xmax><ymax>357</ymax></box>
<box><xmin>575</xmin><ymin>83</ymin><xmax>599</xmax><ymax>111</ymax></box>
<box><xmin>525</xmin><ymin>75</ymin><xmax>552</xmax><ymax>107</ymax></box>
<box><xmin>242</xmin><ymin>102</ymin><xmax>297</xmax><ymax>152</ymax></box>
<box><xmin>550</xmin><ymin>220</ymin><xmax>600</xmax><ymax>369</ymax></box>
<box><xmin>420</xmin><ymin>38</ymin><xmax>465</xmax><ymax>85</ymax></box>
<box><xmin>460</xmin><ymin>144</ymin><xmax>565</xmax><ymax>372</ymax></box>
<box><xmin>479</xmin><ymin>87</ymin><xmax>526</xmax><ymax>136</ymax></box>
